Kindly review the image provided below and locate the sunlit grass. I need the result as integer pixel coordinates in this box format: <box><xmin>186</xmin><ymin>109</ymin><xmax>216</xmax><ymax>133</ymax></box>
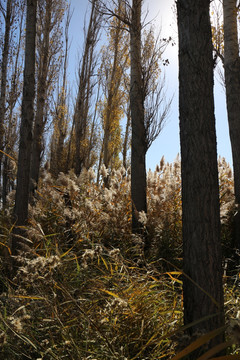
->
<box><xmin>0</xmin><ymin>158</ymin><xmax>239</xmax><ymax>359</ymax></box>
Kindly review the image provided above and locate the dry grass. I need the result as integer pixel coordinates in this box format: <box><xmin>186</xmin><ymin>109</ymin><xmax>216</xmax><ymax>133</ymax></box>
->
<box><xmin>0</xmin><ymin>157</ymin><xmax>239</xmax><ymax>359</ymax></box>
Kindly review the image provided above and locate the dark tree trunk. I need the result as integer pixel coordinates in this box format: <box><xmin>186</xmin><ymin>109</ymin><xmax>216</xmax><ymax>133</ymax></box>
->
<box><xmin>130</xmin><ymin>0</ymin><xmax>147</xmax><ymax>233</ymax></box>
<box><xmin>2</xmin><ymin>6</ymin><xmax>23</xmax><ymax>206</ymax></box>
<box><xmin>13</xmin><ymin>0</ymin><xmax>37</xmax><ymax>254</ymax></box>
<box><xmin>0</xmin><ymin>0</ymin><xmax>12</xmax><ymax>194</ymax></box>
<box><xmin>223</xmin><ymin>0</ymin><xmax>240</xmax><ymax>251</ymax></box>
<box><xmin>177</xmin><ymin>0</ymin><xmax>224</xmax><ymax>352</ymax></box>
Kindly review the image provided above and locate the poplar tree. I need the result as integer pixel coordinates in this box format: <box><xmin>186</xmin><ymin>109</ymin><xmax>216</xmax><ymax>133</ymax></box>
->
<box><xmin>49</xmin><ymin>6</ymin><xmax>71</xmax><ymax>178</ymax></box>
<box><xmin>30</xmin><ymin>0</ymin><xmax>66</xmax><ymax>189</ymax></box>
<box><xmin>177</xmin><ymin>0</ymin><xmax>224</xmax><ymax>352</ymax></box>
<box><xmin>0</xmin><ymin>0</ymin><xmax>19</xmax><ymax>202</ymax></box>
<box><xmin>0</xmin><ymin>0</ymin><xmax>24</xmax><ymax>205</ymax></box>
<box><xmin>74</xmin><ymin>0</ymin><xmax>101</xmax><ymax>176</ymax></box>
<box><xmin>130</xmin><ymin>0</ymin><xmax>147</xmax><ymax>231</ymax></box>
<box><xmin>98</xmin><ymin>0</ymin><xmax>170</xmax><ymax>234</ymax></box>
<box><xmin>13</xmin><ymin>0</ymin><xmax>37</xmax><ymax>254</ymax></box>
<box><xmin>100</xmin><ymin>6</ymin><xmax>129</xmax><ymax>180</ymax></box>
<box><xmin>223</xmin><ymin>0</ymin><xmax>240</xmax><ymax>250</ymax></box>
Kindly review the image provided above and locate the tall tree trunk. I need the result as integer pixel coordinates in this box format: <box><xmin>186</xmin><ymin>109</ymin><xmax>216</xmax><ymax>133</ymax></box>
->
<box><xmin>177</xmin><ymin>0</ymin><xmax>224</xmax><ymax>352</ymax></box>
<box><xmin>2</xmin><ymin>6</ymin><xmax>23</xmax><ymax>206</ymax></box>
<box><xmin>0</xmin><ymin>0</ymin><xmax>12</xmax><ymax>194</ymax></box>
<box><xmin>13</xmin><ymin>0</ymin><xmax>37</xmax><ymax>254</ymax></box>
<box><xmin>130</xmin><ymin>0</ymin><xmax>147</xmax><ymax>232</ymax></box>
<box><xmin>49</xmin><ymin>6</ymin><xmax>71</xmax><ymax>178</ymax></box>
<box><xmin>85</xmin><ymin>86</ymin><xmax>99</xmax><ymax>170</ymax></box>
<box><xmin>74</xmin><ymin>0</ymin><xmax>99</xmax><ymax>176</ymax></box>
<box><xmin>30</xmin><ymin>0</ymin><xmax>52</xmax><ymax>187</ymax></box>
<box><xmin>123</xmin><ymin>105</ymin><xmax>131</xmax><ymax>169</ymax></box>
<box><xmin>223</xmin><ymin>0</ymin><xmax>240</xmax><ymax>251</ymax></box>
<box><xmin>55</xmin><ymin>9</ymin><xmax>69</xmax><ymax>176</ymax></box>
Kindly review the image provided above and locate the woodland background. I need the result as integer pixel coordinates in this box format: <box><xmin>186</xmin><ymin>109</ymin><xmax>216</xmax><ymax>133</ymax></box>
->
<box><xmin>0</xmin><ymin>0</ymin><xmax>240</xmax><ymax>359</ymax></box>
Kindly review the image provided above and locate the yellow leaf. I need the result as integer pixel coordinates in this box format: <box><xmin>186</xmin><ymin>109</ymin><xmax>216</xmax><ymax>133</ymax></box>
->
<box><xmin>0</xmin><ymin>149</ymin><xmax>16</xmax><ymax>162</ymax></box>
<box><xmin>166</xmin><ymin>272</ymin><xmax>183</xmax><ymax>284</ymax></box>
<box><xmin>110</xmin><ymin>262</ymin><xmax>113</xmax><ymax>275</ymax></box>
<box><xmin>101</xmin><ymin>256</ymin><xmax>109</xmax><ymax>270</ymax></box>
<box><xmin>0</xmin><ymin>241</ymin><xmax>11</xmax><ymax>255</ymax></box>
<box><xmin>60</xmin><ymin>246</ymin><xmax>74</xmax><ymax>258</ymax></box>
<box><xmin>9</xmin><ymin>295</ymin><xmax>45</xmax><ymax>300</ymax></box>
<box><xmin>101</xmin><ymin>289</ymin><xmax>120</xmax><ymax>299</ymax></box>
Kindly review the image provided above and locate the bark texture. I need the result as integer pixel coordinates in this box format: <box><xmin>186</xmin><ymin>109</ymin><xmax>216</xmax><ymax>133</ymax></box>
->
<box><xmin>0</xmin><ymin>0</ymin><xmax>12</xmax><ymax>187</ymax></box>
<box><xmin>130</xmin><ymin>0</ymin><xmax>147</xmax><ymax>232</ymax></box>
<box><xmin>13</xmin><ymin>0</ymin><xmax>37</xmax><ymax>252</ymax></box>
<box><xmin>2</xmin><ymin>7</ymin><xmax>23</xmax><ymax>206</ymax></box>
<box><xmin>223</xmin><ymin>0</ymin><xmax>240</xmax><ymax>250</ymax></box>
<box><xmin>30</xmin><ymin>0</ymin><xmax>52</xmax><ymax>186</ymax></box>
<box><xmin>177</xmin><ymin>0</ymin><xmax>224</xmax><ymax>350</ymax></box>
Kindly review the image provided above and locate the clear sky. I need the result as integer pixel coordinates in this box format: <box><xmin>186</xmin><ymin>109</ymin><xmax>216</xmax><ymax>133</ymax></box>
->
<box><xmin>69</xmin><ymin>0</ymin><xmax>233</xmax><ymax>171</ymax></box>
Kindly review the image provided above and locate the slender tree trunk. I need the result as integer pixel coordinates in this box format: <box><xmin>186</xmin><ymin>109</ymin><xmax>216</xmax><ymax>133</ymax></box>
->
<box><xmin>30</xmin><ymin>0</ymin><xmax>52</xmax><ymax>187</ymax></box>
<box><xmin>130</xmin><ymin>0</ymin><xmax>147</xmax><ymax>232</ymax></box>
<box><xmin>123</xmin><ymin>105</ymin><xmax>131</xmax><ymax>169</ymax></box>
<box><xmin>65</xmin><ymin>120</ymin><xmax>74</xmax><ymax>173</ymax></box>
<box><xmin>0</xmin><ymin>0</ymin><xmax>12</xmax><ymax>194</ymax></box>
<box><xmin>13</xmin><ymin>0</ymin><xmax>37</xmax><ymax>254</ymax></box>
<box><xmin>223</xmin><ymin>0</ymin><xmax>240</xmax><ymax>251</ymax></box>
<box><xmin>2</xmin><ymin>155</ymin><xmax>9</xmax><ymax>207</ymax></box>
<box><xmin>49</xmin><ymin>7</ymin><xmax>71</xmax><ymax>178</ymax></box>
<box><xmin>55</xmin><ymin>9</ymin><xmax>69</xmax><ymax>176</ymax></box>
<box><xmin>74</xmin><ymin>0</ymin><xmax>99</xmax><ymax>176</ymax></box>
<box><xmin>86</xmin><ymin>118</ymin><xmax>96</xmax><ymax>169</ymax></box>
<box><xmin>86</xmin><ymin>81</ymin><xmax>100</xmax><ymax>170</ymax></box>
<box><xmin>2</xmin><ymin>7</ymin><xmax>23</xmax><ymax>206</ymax></box>
<box><xmin>177</xmin><ymin>0</ymin><xmax>224</xmax><ymax>352</ymax></box>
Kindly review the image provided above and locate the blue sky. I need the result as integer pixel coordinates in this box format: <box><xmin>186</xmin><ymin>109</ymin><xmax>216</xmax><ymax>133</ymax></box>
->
<box><xmin>69</xmin><ymin>0</ymin><xmax>232</xmax><ymax>171</ymax></box>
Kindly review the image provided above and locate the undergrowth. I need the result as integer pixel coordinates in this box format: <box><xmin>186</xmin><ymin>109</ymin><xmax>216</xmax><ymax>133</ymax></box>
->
<box><xmin>0</xmin><ymin>156</ymin><xmax>239</xmax><ymax>359</ymax></box>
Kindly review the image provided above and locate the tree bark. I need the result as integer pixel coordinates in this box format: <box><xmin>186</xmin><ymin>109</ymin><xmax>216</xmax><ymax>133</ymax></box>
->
<box><xmin>177</xmin><ymin>0</ymin><xmax>224</xmax><ymax>352</ymax></box>
<box><xmin>13</xmin><ymin>0</ymin><xmax>37</xmax><ymax>253</ymax></box>
<box><xmin>223</xmin><ymin>0</ymin><xmax>240</xmax><ymax>250</ymax></box>
<box><xmin>30</xmin><ymin>0</ymin><xmax>52</xmax><ymax>187</ymax></box>
<box><xmin>2</xmin><ymin>6</ymin><xmax>23</xmax><ymax>206</ymax></box>
<box><xmin>130</xmin><ymin>0</ymin><xmax>147</xmax><ymax>232</ymax></box>
<box><xmin>0</xmin><ymin>0</ymin><xmax>12</xmax><ymax>193</ymax></box>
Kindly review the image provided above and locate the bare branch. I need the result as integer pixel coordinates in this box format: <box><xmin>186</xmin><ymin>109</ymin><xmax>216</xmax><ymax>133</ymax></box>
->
<box><xmin>145</xmin><ymin>77</ymin><xmax>172</xmax><ymax>150</ymax></box>
<box><xmin>0</xmin><ymin>1</ymin><xmax>6</xmax><ymax>19</ymax></box>
<box><xmin>213</xmin><ymin>46</ymin><xmax>224</xmax><ymax>65</ymax></box>
<box><xmin>95</xmin><ymin>0</ymin><xmax>132</xmax><ymax>27</ymax></box>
